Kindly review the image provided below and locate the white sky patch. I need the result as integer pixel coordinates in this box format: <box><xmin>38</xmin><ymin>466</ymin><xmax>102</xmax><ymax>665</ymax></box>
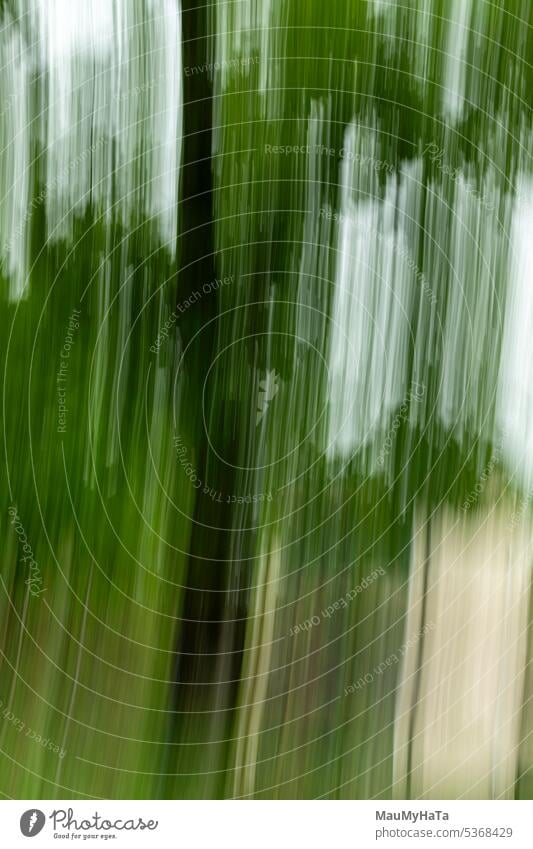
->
<box><xmin>210</xmin><ymin>0</ymin><xmax>271</xmax><ymax>98</ymax></box>
<box><xmin>327</xmin><ymin>122</ymin><xmax>413</xmax><ymax>462</ymax></box>
<box><xmin>30</xmin><ymin>0</ymin><xmax>114</xmax><ymax>66</ymax></box>
<box><xmin>2</xmin><ymin>0</ymin><xmax>183</xmax><ymax>300</ymax></box>
<box><xmin>442</xmin><ymin>0</ymin><xmax>472</xmax><ymax>123</ymax></box>
<box><xmin>497</xmin><ymin>179</ymin><xmax>533</xmax><ymax>491</ymax></box>
<box><xmin>0</xmin><ymin>13</ymin><xmax>30</xmax><ymax>300</ymax></box>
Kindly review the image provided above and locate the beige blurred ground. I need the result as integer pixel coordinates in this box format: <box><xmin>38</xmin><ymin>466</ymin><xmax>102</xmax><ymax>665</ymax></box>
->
<box><xmin>393</xmin><ymin>503</ymin><xmax>531</xmax><ymax>799</ymax></box>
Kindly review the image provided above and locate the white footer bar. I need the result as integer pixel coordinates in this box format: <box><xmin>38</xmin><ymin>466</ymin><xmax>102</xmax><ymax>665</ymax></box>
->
<box><xmin>1</xmin><ymin>800</ymin><xmax>531</xmax><ymax>848</ymax></box>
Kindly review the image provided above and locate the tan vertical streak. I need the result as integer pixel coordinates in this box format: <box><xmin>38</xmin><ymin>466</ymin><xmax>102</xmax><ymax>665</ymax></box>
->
<box><xmin>232</xmin><ymin>542</ymin><xmax>280</xmax><ymax>798</ymax></box>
